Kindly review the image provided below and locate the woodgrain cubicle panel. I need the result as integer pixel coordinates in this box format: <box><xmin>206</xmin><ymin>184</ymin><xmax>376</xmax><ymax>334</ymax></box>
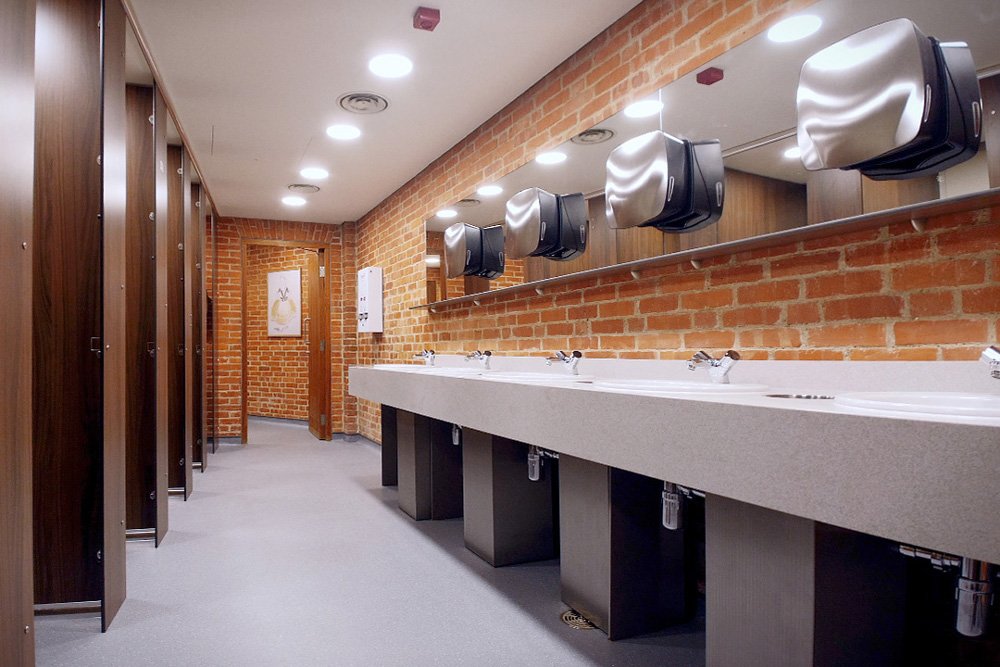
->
<box><xmin>167</xmin><ymin>144</ymin><xmax>187</xmax><ymax>492</ymax></box>
<box><xmin>100</xmin><ymin>0</ymin><xmax>128</xmax><ymax>629</ymax></box>
<box><xmin>181</xmin><ymin>151</ymin><xmax>194</xmax><ymax>496</ymax></box>
<box><xmin>153</xmin><ymin>87</ymin><xmax>170</xmax><ymax>543</ymax></box>
<box><xmin>33</xmin><ymin>0</ymin><xmax>106</xmax><ymax>607</ymax></box>
<box><xmin>0</xmin><ymin>0</ymin><xmax>36</xmax><ymax>662</ymax></box>
<box><xmin>190</xmin><ymin>184</ymin><xmax>205</xmax><ymax>468</ymax></box>
<box><xmin>125</xmin><ymin>84</ymin><xmax>158</xmax><ymax>530</ymax></box>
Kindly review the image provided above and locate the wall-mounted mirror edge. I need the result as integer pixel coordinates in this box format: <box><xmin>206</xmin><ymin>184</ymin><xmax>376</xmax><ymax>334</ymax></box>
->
<box><xmin>413</xmin><ymin>186</ymin><xmax>1000</xmax><ymax>311</ymax></box>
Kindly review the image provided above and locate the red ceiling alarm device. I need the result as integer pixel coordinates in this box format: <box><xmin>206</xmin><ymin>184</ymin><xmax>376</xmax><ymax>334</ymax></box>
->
<box><xmin>696</xmin><ymin>67</ymin><xmax>724</xmax><ymax>86</ymax></box>
<box><xmin>413</xmin><ymin>7</ymin><xmax>441</xmax><ymax>31</ymax></box>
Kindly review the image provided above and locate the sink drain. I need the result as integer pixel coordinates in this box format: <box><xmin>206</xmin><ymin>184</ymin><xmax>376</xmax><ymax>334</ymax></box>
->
<box><xmin>560</xmin><ymin>609</ymin><xmax>596</xmax><ymax>630</ymax></box>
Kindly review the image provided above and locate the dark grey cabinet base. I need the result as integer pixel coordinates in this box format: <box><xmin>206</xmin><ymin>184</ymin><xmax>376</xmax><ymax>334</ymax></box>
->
<box><xmin>706</xmin><ymin>496</ymin><xmax>906</xmax><ymax>667</ymax></box>
<box><xmin>462</xmin><ymin>430</ymin><xmax>558</xmax><ymax>567</ymax></box>
<box><xmin>559</xmin><ymin>455</ymin><xmax>697</xmax><ymax>640</ymax></box>
<box><xmin>380</xmin><ymin>405</ymin><xmax>397</xmax><ymax>486</ymax></box>
<box><xmin>395</xmin><ymin>410</ymin><xmax>462</xmax><ymax>521</ymax></box>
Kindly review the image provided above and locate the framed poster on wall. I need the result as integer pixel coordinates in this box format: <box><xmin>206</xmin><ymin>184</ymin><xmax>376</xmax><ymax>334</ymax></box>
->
<box><xmin>267</xmin><ymin>269</ymin><xmax>301</xmax><ymax>337</ymax></box>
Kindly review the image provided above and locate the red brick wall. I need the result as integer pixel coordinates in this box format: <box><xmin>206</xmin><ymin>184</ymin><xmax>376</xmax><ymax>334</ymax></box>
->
<box><xmin>424</xmin><ymin>209</ymin><xmax>1000</xmax><ymax>361</ymax></box>
<box><xmin>206</xmin><ymin>217</ymin><xmax>357</xmax><ymax>437</ymax></box>
<box><xmin>245</xmin><ymin>245</ymin><xmax>311</xmax><ymax>419</ymax></box>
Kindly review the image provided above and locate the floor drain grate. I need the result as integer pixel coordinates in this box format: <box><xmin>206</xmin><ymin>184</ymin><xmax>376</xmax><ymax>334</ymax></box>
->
<box><xmin>560</xmin><ymin>609</ymin><xmax>597</xmax><ymax>630</ymax></box>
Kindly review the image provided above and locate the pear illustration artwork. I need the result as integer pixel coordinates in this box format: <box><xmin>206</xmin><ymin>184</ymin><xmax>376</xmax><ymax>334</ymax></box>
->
<box><xmin>270</xmin><ymin>285</ymin><xmax>299</xmax><ymax>333</ymax></box>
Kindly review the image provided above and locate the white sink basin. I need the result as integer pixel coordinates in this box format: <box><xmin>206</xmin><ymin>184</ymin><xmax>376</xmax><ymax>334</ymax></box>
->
<box><xmin>482</xmin><ymin>371</ymin><xmax>594</xmax><ymax>384</ymax></box>
<box><xmin>370</xmin><ymin>364</ymin><xmax>484</xmax><ymax>377</ymax></box>
<box><xmin>408</xmin><ymin>367</ymin><xmax>485</xmax><ymax>376</ymax></box>
<box><xmin>834</xmin><ymin>392</ymin><xmax>1000</xmax><ymax>419</ymax></box>
<box><xmin>593</xmin><ymin>379</ymin><xmax>769</xmax><ymax>394</ymax></box>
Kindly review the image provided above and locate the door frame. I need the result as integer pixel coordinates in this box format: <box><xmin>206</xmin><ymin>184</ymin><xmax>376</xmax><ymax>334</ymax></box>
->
<box><xmin>240</xmin><ymin>239</ymin><xmax>332</xmax><ymax>443</ymax></box>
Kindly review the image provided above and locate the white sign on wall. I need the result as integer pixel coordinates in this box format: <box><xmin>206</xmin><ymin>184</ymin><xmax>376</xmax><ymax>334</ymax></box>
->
<box><xmin>267</xmin><ymin>269</ymin><xmax>301</xmax><ymax>337</ymax></box>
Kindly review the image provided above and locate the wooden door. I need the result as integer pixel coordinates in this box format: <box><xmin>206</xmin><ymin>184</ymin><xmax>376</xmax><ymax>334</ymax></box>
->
<box><xmin>0</xmin><ymin>0</ymin><xmax>36</xmax><ymax>661</ymax></box>
<box><xmin>153</xmin><ymin>87</ymin><xmax>169</xmax><ymax>543</ymax></box>
<box><xmin>307</xmin><ymin>249</ymin><xmax>332</xmax><ymax>439</ymax></box>
<box><xmin>166</xmin><ymin>144</ymin><xmax>186</xmax><ymax>493</ymax></box>
<box><xmin>100</xmin><ymin>0</ymin><xmax>128</xmax><ymax>629</ymax></box>
<box><xmin>181</xmin><ymin>151</ymin><xmax>194</xmax><ymax>497</ymax></box>
<box><xmin>125</xmin><ymin>84</ymin><xmax>158</xmax><ymax>532</ymax></box>
<box><xmin>33</xmin><ymin>0</ymin><xmax>106</xmax><ymax>610</ymax></box>
<box><xmin>190</xmin><ymin>184</ymin><xmax>205</xmax><ymax>470</ymax></box>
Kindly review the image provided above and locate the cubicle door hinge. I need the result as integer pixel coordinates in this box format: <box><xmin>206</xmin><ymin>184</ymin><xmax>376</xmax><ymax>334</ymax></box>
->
<box><xmin>320</xmin><ymin>414</ymin><xmax>327</xmax><ymax>426</ymax></box>
<box><xmin>319</xmin><ymin>265</ymin><xmax>326</xmax><ymax>278</ymax></box>
<box><xmin>319</xmin><ymin>340</ymin><xmax>326</xmax><ymax>352</ymax></box>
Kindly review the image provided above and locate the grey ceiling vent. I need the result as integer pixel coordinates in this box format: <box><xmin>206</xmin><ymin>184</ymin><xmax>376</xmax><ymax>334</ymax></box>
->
<box><xmin>338</xmin><ymin>92</ymin><xmax>389</xmax><ymax>114</ymax></box>
<box><xmin>454</xmin><ymin>198</ymin><xmax>481</xmax><ymax>208</ymax></box>
<box><xmin>571</xmin><ymin>127</ymin><xmax>615</xmax><ymax>145</ymax></box>
<box><xmin>288</xmin><ymin>183</ymin><xmax>320</xmax><ymax>194</ymax></box>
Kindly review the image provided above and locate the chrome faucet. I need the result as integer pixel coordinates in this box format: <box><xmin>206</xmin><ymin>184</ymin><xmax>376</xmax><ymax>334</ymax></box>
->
<box><xmin>464</xmin><ymin>350</ymin><xmax>492</xmax><ymax>369</ymax></box>
<box><xmin>545</xmin><ymin>350</ymin><xmax>582</xmax><ymax>375</ymax></box>
<box><xmin>687</xmin><ymin>349</ymin><xmax>741</xmax><ymax>384</ymax></box>
<box><xmin>981</xmin><ymin>345</ymin><xmax>1000</xmax><ymax>379</ymax></box>
<box><xmin>413</xmin><ymin>349</ymin><xmax>436</xmax><ymax>366</ymax></box>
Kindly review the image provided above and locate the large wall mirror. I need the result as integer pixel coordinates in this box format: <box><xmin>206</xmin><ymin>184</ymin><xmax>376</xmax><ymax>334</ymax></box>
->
<box><xmin>423</xmin><ymin>0</ymin><xmax>1000</xmax><ymax>305</ymax></box>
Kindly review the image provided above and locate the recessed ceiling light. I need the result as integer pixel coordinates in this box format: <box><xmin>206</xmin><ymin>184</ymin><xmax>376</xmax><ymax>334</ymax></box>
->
<box><xmin>624</xmin><ymin>99</ymin><xmax>663</xmax><ymax>118</ymax></box>
<box><xmin>767</xmin><ymin>15</ymin><xmax>822</xmax><ymax>43</ymax></box>
<box><xmin>282</xmin><ymin>196</ymin><xmax>306</xmax><ymax>207</ymax></box>
<box><xmin>436</xmin><ymin>208</ymin><xmax>458</xmax><ymax>218</ymax></box>
<box><xmin>476</xmin><ymin>185</ymin><xmax>503</xmax><ymax>196</ymax></box>
<box><xmin>300</xmin><ymin>167</ymin><xmax>329</xmax><ymax>180</ymax></box>
<box><xmin>326</xmin><ymin>124</ymin><xmax>361</xmax><ymax>140</ymax></box>
<box><xmin>535</xmin><ymin>151</ymin><xmax>567</xmax><ymax>165</ymax></box>
<box><xmin>369</xmin><ymin>54</ymin><xmax>413</xmax><ymax>78</ymax></box>
<box><xmin>783</xmin><ymin>146</ymin><xmax>803</xmax><ymax>159</ymax></box>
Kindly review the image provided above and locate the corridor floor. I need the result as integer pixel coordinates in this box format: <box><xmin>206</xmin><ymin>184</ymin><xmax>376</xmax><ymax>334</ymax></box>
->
<box><xmin>35</xmin><ymin>418</ymin><xmax>705</xmax><ymax>666</ymax></box>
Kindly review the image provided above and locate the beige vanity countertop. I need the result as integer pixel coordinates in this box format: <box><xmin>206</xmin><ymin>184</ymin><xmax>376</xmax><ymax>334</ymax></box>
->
<box><xmin>349</xmin><ymin>365</ymin><xmax>1000</xmax><ymax>564</ymax></box>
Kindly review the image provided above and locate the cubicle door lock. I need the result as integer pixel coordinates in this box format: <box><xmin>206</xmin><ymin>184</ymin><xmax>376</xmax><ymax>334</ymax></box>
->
<box><xmin>90</xmin><ymin>337</ymin><xmax>102</xmax><ymax>358</ymax></box>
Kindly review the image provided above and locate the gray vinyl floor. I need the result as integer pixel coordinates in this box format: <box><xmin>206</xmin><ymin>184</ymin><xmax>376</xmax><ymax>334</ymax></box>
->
<box><xmin>35</xmin><ymin>418</ymin><xmax>705</xmax><ymax>666</ymax></box>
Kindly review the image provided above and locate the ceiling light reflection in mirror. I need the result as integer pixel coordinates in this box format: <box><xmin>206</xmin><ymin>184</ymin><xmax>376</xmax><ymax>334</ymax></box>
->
<box><xmin>326</xmin><ymin>124</ymin><xmax>361</xmax><ymax>140</ymax></box>
<box><xmin>300</xmin><ymin>167</ymin><xmax>329</xmax><ymax>180</ymax></box>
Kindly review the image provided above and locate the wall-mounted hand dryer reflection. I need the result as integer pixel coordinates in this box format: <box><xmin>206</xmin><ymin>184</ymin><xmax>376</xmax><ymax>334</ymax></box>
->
<box><xmin>444</xmin><ymin>223</ymin><xmax>505</xmax><ymax>279</ymax></box>
<box><xmin>503</xmin><ymin>187</ymin><xmax>588</xmax><ymax>260</ymax></box>
<box><xmin>604</xmin><ymin>130</ymin><xmax>724</xmax><ymax>233</ymax></box>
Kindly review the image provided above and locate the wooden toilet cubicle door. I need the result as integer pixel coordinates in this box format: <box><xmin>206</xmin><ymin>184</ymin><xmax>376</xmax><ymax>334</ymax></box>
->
<box><xmin>32</xmin><ymin>0</ymin><xmax>127</xmax><ymax>631</ymax></box>
<box><xmin>189</xmin><ymin>183</ymin><xmax>206</xmax><ymax>471</ymax></box>
<box><xmin>124</xmin><ymin>83</ymin><xmax>159</xmax><ymax>537</ymax></box>
<box><xmin>1</xmin><ymin>0</ymin><xmax>36</xmax><ymax>662</ymax></box>
<box><xmin>307</xmin><ymin>248</ymin><xmax>332</xmax><ymax>440</ymax></box>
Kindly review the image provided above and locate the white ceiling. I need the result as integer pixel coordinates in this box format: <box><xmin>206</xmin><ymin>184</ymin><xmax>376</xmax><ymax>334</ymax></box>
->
<box><xmin>125</xmin><ymin>0</ymin><xmax>643</xmax><ymax>223</ymax></box>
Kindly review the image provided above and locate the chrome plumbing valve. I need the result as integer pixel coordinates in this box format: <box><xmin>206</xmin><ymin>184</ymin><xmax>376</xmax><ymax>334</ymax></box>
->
<box><xmin>413</xmin><ymin>349</ymin><xmax>436</xmax><ymax>366</ymax></box>
<box><xmin>464</xmin><ymin>350</ymin><xmax>492</xmax><ymax>369</ymax></box>
<box><xmin>981</xmin><ymin>345</ymin><xmax>1000</xmax><ymax>379</ymax></box>
<box><xmin>545</xmin><ymin>350</ymin><xmax>582</xmax><ymax>375</ymax></box>
<box><xmin>687</xmin><ymin>349</ymin><xmax>741</xmax><ymax>384</ymax></box>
